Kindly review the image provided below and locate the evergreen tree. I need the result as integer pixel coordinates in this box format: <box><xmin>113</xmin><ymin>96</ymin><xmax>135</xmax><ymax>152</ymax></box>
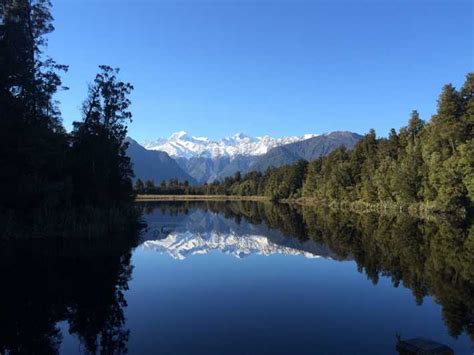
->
<box><xmin>387</xmin><ymin>128</ymin><xmax>399</xmax><ymax>159</ymax></box>
<box><xmin>71</xmin><ymin>66</ymin><xmax>134</xmax><ymax>206</ymax></box>
<box><xmin>134</xmin><ymin>179</ymin><xmax>145</xmax><ymax>193</ymax></box>
<box><xmin>303</xmin><ymin>158</ymin><xmax>322</xmax><ymax>198</ymax></box>
<box><xmin>234</xmin><ymin>171</ymin><xmax>241</xmax><ymax>183</ymax></box>
<box><xmin>145</xmin><ymin>180</ymin><xmax>155</xmax><ymax>194</ymax></box>
<box><xmin>0</xmin><ymin>0</ymin><xmax>69</xmax><ymax>213</ymax></box>
<box><xmin>404</xmin><ymin>110</ymin><xmax>425</xmax><ymax>143</ymax></box>
<box><xmin>387</xmin><ymin>111</ymin><xmax>426</xmax><ymax>203</ymax></box>
<box><xmin>421</xmin><ymin>81</ymin><xmax>470</xmax><ymax>210</ymax></box>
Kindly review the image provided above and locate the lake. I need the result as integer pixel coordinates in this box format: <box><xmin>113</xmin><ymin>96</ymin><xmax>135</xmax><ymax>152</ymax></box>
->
<box><xmin>1</xmin><ymin>201</ymin><xmax>473</xmax><ymax>354</ymax></box>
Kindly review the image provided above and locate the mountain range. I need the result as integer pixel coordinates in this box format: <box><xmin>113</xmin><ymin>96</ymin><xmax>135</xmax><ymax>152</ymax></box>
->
<box><xmin>127</xmin><ymin>131</ymin><xmax>362</xmax><ymax>184</ymax></box>
<box><xmin>125</xmin><ymin>138</ymin><xmax>196</xmax><ymax>184</ymax></box>
<box><xmin>143</xmin><ymin>131</ymin><xmax>319</xmax><ymax>159</ymax></box>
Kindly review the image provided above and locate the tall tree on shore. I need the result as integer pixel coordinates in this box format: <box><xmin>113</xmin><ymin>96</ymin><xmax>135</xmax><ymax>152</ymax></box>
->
<box><xmin>134</xmin><ymin>179</ymin><xmax>145</xmax><ymax>194</ymax></box>
<box><xmin>0</xmin><ymin>0</ymin><xmax>69</xmax><ymax>212</ymax></box>
<box><xmin>71</xmin><ymin>66</ymin><xmax>134</xmax><ymax>206</ymax></box>
<box><xmin>421</xmin><ymin>80</ymin><xmax>472</xmax><ymax>210</ymax></box>
<box><xmin>457</xmin><ymin>74</ymin><xmax>474</xmax><ymax>204</ymax></box>
<box><xmin>389</xmin><ymin>111</ymin><xmax>426</xmax><ymax>203</ymax></box>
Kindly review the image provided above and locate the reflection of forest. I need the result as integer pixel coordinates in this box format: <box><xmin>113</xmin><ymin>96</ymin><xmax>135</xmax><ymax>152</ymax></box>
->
<box><xmin>0</xmin><ymin>232</ymin><xmax>140</xmax><ymax>354</ymax></box>
<box><xmin>140</xmin><ymin>201</ymin><xmax>474</xmax><ymax>341</ymax></box>
<box><xmin>303</xmin><ymin>206</ymin><xmax>474</xmax><ymax>341</ymax></box>
<box><xmin>1</xmin><ymin>202</ymin><xmax>472</xmax><ymax>354</ymax></box>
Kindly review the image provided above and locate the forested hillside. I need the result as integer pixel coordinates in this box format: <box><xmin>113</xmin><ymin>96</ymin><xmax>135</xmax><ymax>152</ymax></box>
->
<box><xmin>141</xmin><ymin>75</ymin><xmax>473</xmax><ymax>215</ymax></box>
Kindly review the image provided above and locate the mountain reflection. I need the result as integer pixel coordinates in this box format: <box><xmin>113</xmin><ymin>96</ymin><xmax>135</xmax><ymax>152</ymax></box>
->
<box><xmin>141</xmin><ymin>207</ymin><xmax>339</xmax><ymax>260</ymax></box>
<box><xmin>139</xmin><ymin>201</ymin><xmax>474</xmax><ymax>341</ymax></box>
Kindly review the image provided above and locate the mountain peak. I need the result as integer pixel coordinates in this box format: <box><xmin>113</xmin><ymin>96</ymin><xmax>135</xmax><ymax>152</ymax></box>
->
<box><xmin>232</xmin><ymin>132</ymin><xmax>250</xmax><ymax>140</ymax></box>
<box><xmin>169</xmin><ymin>131</ymin><xmax>189</xmax><ymax>140</ymax></box>
<box><xmin>143</xmin><ymin>132</ymin><xmax>321</xmax><ymax>159</ymax></box>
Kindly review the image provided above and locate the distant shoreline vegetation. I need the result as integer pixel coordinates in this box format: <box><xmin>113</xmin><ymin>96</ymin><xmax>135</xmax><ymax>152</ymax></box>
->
<box><xmin>0</xmin><ymin>1</ymin><xmax>140</xmax><ymax>239</ymax></box>
<box><xmin>136</xmin><ymin>194</ymin><xmax>268</xmax><ymax>202</ymax></box>
<box><xmin>134</xmin><ymin>194</ymin><xmax>465</xmax><ymax>219</ymax></box>
<box><xmin>135</xmin><ymin>74</ymin><xmax>473</xmax><ymax>218</ymax></box>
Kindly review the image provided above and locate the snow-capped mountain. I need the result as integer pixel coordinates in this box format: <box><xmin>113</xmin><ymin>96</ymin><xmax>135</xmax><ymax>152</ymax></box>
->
<box><xmin>130</xmin><ymin>131</ymin><xmax>362</xmax><ymax>183</ymax></box>
<box><xmin>127</xmin><ymin>131</ymin><xmax>362</xmax><ymax>183</ymax></box>
<box><xmin>143</xmin><ymin>131</ymin><xmax>318</xmax><ymax>159</ymax></box>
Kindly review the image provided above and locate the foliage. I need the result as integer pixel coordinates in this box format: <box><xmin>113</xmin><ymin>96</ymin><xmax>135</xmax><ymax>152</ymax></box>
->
<box><xmin>0</xmin><ymin>0</ymin><xmax>138</xmax><ymax>238</ymax></box>
<box><xmin>0</xmin><ymin>0</ymin><xmax>69</xmax><ymax>215</ymax></box>
<box><xmin>71</xmin><ymin>65</ymin><xmax>134</xmax><ymax>207</ymax></box>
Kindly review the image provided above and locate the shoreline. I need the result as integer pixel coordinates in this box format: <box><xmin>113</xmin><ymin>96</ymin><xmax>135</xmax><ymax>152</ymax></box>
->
<box><xmin>135</xmin><ymin>195</ymin><xmax>269</xmax><ymax>202</ymax></box>
<box><xmin>135</xmin><ymin>195</ymin><xmax>465</xmax><ymax>219</ymax></box>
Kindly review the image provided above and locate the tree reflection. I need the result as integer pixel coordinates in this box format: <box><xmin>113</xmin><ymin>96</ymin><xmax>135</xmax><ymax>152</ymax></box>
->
<box><xmin>303</xmin><ymin>206</ymin><xmax>474</xmax><ymax>341</ymax></box>
<box><xmin>0</xmin><ymin>231</ymin><xmax>139</xmax><ymax>354</ymax></box>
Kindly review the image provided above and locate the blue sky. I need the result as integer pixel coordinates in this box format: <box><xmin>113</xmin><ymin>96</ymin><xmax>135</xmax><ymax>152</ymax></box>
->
<box><xmin>48</xmin><ymin>0</ymin><xmax>473</xmax><ymax>141</ymax></box>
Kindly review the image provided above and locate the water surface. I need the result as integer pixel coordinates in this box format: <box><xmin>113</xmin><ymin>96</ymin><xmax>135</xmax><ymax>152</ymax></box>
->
<box><xmin>1</xmin><ymin>201</ymin><xmax>473</xmax><ymax>354</ymax></box>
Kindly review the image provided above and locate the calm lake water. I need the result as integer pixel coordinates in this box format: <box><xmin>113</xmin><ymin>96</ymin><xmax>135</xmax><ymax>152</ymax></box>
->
<box><xmin>1</xmin><ymin>201</ymin><xmax>473</xmax><ymax>354</ymax></box>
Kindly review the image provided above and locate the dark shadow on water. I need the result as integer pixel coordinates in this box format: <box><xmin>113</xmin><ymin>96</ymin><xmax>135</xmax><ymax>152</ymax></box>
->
<box><xmin>0</xmin><ymin>230</ymin><xmax>140</xmax><ymax>354</ymax></box>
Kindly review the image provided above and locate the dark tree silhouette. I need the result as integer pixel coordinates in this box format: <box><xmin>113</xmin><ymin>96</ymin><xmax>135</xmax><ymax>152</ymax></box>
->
<box><xmin>0</xmin><ymin>1</ymin><xmax>140</xmax><ymax>239</ymax></box>
<box><xmin>70</xmin><ymin>66</ymin><xmax>135</xmax><ymax>207</ymax></box>
<box><xmin>0</xmin><ymin>0</ymin><xmax>69</xmax><ymax>215</ymax></box>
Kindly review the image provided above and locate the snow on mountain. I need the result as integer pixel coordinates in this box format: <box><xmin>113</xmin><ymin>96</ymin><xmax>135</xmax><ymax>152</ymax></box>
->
<box><xmin>142</xmin><ymin>131</ymin><xmax>319</xmax><ymax>159</ymax></box>
<box><xmin>142</xmin><ymin>231</ymin><xmax>322</xmax><ymax>260</ymax></box>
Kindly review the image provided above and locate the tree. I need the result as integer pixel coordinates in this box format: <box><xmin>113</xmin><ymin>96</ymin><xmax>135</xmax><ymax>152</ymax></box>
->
<box><xmin>456</xmin><ymin>140</ymin><xmax>474</xmax><ymax>207</ymax></box>
<box><xmin>405</xmin><ymin>110</ymin><xmax>425</xmax><ymax>143</ymax></box>
<box><xmin>428</xmin><ymin>84</ymin><xmax>462</xmax><ymax>156</ymax></box>
<box><xmin>303</xmin><ymin>158</ymin><xmax>322</xmax><ymax>198</ymax></box>
<box><xmin>460</xmin><ymin>73</ymin><xmax>474</xmax><ymax>140</ymax></box>
<box><xmin>387</xmin><ymin>128</ymin><xmax>399</xmax><ymax>159</ymax></box>
<box><xmin>420</xmin><ymin>79</ymin><xmax>471</xmax><ymax>210</ymax></box>
<box><xmin>0</xmin><ymin>0</ymin><xmax>67</xmax><ymax>125</ymax></box>
<box><xmin>0</xmin><ymin>0</ymin><xmax>69</xmax><ymax>213</ymax></box>
<box><xmin>134</xmin><ymin>179</ymin><xmax>145</xmax><ymax>193</ymax></box>
<box><xmin>145</xmin><ymin>180</ymin><xmax>155</xmax><ymax>194</ymax></box>
<box><xmin>358</xmin><ymin>129</ymin><xmax>379</xmax><ymax>202</ymax></box>
<box><xmin>385</xmin><ymin>112</ymin><xmax>426</xmax><ymax>203</ymax></box>
<box><xmin>70</xmin><ymin>66</ymin><xmax>134</xmax><ymax>206</ymax></box>
<box><xmin>234</xmin><ymin>171</ymin><xmax>241</xmax><ymax>183</ymax></box>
